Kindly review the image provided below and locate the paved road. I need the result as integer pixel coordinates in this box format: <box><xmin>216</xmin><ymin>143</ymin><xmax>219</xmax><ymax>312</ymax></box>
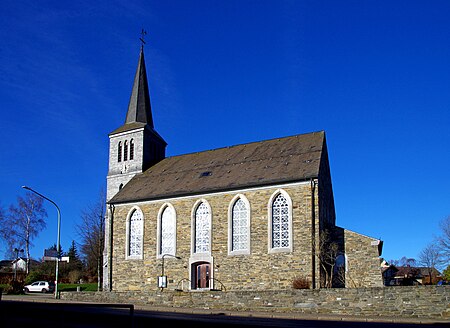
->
<box><xmin>1</xmin><ymin>299</ymin><xmax>449</xmax><ymax>328</ymax></box>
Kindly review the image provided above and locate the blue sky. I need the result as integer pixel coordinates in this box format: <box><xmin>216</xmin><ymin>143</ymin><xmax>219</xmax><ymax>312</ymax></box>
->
<box><xmin>1</xmin><ymin>0</ymin><xmax>449</xmax><ymax>264</ymax></box>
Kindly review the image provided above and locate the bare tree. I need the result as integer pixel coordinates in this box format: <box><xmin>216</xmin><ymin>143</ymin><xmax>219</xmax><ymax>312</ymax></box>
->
<box><xmin>418</xmin><ymin>243</ymin><xmax>444</xmax><ymax>285</ymax></box>
<box><xmin>318</xmin><ymin>229</ymin><xmax>341</xmax><ymax>288</ymax></box>
<box><xmin>8</xmin><ymin>192</ymin><xmax>47</xmax><ymax>274</ymax></box>
<box><xmin>437</xmin><ymin>216</ymin><xmax>450</xmax><ymax>264</ymax></box>
<box><xmin>389</xmin><ymin>257</ymin><xmax>417</xmax><ymax>267</ymax></box>
<box><xmin>76</xmin><ymin>190</ymin><xmax>105</xmax><ymax>290</ymax></box>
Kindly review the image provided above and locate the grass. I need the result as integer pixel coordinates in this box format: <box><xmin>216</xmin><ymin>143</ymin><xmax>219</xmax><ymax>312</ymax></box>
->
<box><xmin>57</xmin><ymin>283</ymin><xmax>99</xmax><ymax>292</ymax></box>
<box><xmin>0</xmin><ymin>282</ymin><xmax>99</xmax><ymax>293</ymax></box>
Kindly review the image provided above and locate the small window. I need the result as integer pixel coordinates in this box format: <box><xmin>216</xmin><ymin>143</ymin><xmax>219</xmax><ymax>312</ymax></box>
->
<box><xmin>118</xmin><ymin>142</ymin><xmax>122</xmax><ymax>162</ymax></box>
<box><xmin>130</xmin><ymin>139</ymin><xmax>135</xmax><ymax>160</ymax></box>
<box><xmin>124</xmin><ymin>140</ymin><xmax>128</xmax><ymax>161</ymax></box>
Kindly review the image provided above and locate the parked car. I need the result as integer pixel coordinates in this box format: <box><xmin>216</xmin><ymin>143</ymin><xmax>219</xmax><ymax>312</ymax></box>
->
<box><xmin>23</xmin><ymin>281</ymin><xmax>55</xmax><ymax>293</ymax></box>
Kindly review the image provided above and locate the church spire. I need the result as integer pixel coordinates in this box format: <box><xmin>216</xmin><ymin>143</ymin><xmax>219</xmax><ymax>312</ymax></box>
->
<box><xmin>124</xmin><ymin>47</ymin><xmax>154</xmax><ymax>128</ymax></box>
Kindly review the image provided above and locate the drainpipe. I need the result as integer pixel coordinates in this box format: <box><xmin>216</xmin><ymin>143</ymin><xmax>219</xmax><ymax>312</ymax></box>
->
<box><xmin>310</xmin><ymin>179</ymin><xmax>317</xmax><ymax>289</ymax></box>
<box><xmin>108</xmin><ymin>204</ymin><xmax>115</xmax><ymax>292</ymax></box>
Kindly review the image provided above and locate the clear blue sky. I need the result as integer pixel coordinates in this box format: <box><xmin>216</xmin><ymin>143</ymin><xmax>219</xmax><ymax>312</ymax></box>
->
<box><xmin>1</xmin><ymin>1</ymin><xmax>449</xmax><ymax>263</ymax></box>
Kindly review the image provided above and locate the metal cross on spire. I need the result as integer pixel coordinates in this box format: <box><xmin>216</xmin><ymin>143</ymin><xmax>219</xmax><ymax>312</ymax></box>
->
<box><xmin>139</xmin><ymin>29</ymin><xmax>147</xmax><ymax>49</ymax></box>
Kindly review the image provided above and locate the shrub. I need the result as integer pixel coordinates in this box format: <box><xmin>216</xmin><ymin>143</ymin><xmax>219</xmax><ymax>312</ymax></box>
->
<box><xmin>25</xmin><ymin>271</ymin><xmax>44</xmax><ymax>285</ymax></box>
<box><xmin>292</xmin><ymin>276</ymin><xmax>311</xmax><ymax>289</ymax></box>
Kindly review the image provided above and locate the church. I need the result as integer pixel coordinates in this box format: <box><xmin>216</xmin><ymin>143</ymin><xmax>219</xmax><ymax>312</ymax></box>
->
<box><xmin>102</xmin><ymin>46</ymin><xmax>384</xmax><ymax>292</ymax></box>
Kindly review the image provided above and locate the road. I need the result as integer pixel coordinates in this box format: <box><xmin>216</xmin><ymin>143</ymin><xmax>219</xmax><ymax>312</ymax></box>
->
<box><xmin>1</xmin><ymin>299</ymin><xmax>449</xmax><ymax>328</ymax></box>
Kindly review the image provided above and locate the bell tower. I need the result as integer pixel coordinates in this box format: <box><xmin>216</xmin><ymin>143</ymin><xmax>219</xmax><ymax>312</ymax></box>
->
<box><xmin>106</xmin><ymin>46</ymin><xmax>167</xmax><ymax>202</ymax></box>
<box><xmin>103</xmin><ymin>44</ymin><xmax>166</xmax><ymax>291</ymax></box>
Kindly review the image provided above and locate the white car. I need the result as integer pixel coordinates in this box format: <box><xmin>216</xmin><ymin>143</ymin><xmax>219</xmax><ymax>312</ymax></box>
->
<box><xmin>23</xmin><ymin>281</ymin><xmax>55</xmax><ymax>293</ymax></box>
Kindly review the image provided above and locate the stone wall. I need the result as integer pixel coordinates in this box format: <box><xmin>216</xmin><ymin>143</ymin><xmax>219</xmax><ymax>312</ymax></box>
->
<box><xmin>108</xmin><ymin>180</ymin><xmax>384</xmax><ymax>292</ymax></box>
<box><xmin>343</xmin><ymin>229</ymin><xmax>384</xmax><ymax>288</ymax></box>
<box><xmin>61</xmin><ymin>286</ymin><xmax>450</xmax><ymax>320</ymax></box>
<box><xmin>110</xmin><ymin>183</ymin><xmax>320</xmax><ymax>292</ymax></box>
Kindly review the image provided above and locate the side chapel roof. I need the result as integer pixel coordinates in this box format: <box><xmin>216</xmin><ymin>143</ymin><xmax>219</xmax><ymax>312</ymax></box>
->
<box><xmin>109</xmin><ymin>130</ymin><xmax>327</xmax><ymax>204</ymax></box>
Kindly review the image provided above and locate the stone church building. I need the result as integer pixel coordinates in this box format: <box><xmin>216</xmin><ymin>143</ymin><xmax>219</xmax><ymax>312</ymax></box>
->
<box><xmin>103</xmin><ymin>47</ymin><xmax>383</xmax><ymax>292</ymax></box>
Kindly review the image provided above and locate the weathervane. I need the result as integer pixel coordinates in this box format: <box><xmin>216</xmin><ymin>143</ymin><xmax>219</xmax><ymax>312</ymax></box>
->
<box><xmin>140</xmin><ymin>29</ymin><xmax>147</xmax><ymax>49</ymax></box>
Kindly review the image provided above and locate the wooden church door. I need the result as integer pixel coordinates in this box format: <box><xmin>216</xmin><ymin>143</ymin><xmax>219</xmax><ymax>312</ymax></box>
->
<box><xmin>195</xmin><ymin>263</ymin><xmax>210</xmax><ymax>289</ymax></box>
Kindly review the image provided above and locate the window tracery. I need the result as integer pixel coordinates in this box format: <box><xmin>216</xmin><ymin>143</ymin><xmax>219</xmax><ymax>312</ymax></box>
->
<box><xmin>231</xmin><ymin>198</ymin><xmax>249</xmax><ymax>252</ymax></box>
<box><xmin>195</xmin><ymin>202</ymin><xmax>210</xmax><ymax>253</ymax></box>
<box><xmin>271</xmin><ymin>193</ymin><xmax>290</xmax><ymax>248</ymax></box>
<box><xmin>128</xmin><ymin>209</ymin><xmax>143</xmax><ymax>258</ymax></box>
<box><xmin>160</xmin><ymin>206</ymin><xmax>175</xmax><ymax>256</ymax></box>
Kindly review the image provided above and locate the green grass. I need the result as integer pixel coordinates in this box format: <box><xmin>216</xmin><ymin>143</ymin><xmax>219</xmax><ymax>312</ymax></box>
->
<box><xmin>57</xmin><ymin>283</ymin><xmax>99</xmax><ymax>292</ymax></box>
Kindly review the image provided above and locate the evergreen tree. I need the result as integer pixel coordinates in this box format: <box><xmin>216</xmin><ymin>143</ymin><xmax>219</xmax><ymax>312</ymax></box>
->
<box><xmin>66</xmin><ymin>240</ymin><xmax>83</xmax><ymax>271</ymax></box>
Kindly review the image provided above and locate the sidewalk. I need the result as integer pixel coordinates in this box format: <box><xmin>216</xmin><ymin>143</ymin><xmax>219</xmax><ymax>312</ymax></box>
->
<box><xmin>2</xmin><ymin>293</ymin><xmax>449</xmax><ymax>325</ymax></box>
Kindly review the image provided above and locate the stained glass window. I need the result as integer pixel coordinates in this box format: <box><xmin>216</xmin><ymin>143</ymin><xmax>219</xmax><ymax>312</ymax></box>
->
<box><xmin>160</xmin><ymin>206</ymin><xmax>175</xmax><ymax>256</ymax></box>
<box><xmin>232</xmin><ymin>198</ymin><xmax>249</xmax><ymax>251</ymax></box>
<box><xmin>128</xmin><ymin>209</ymin><xmax>143</xmax><ymax>257</ymax></box>
<box><xmin>195</xmin><ymin>202</ymin><xmax>210</xmax><ymax>253</ymax></box>
<box><xmin>271</xmin><ymin>193</ymin><xmax>289</xmax><ymax>248</ymax></box>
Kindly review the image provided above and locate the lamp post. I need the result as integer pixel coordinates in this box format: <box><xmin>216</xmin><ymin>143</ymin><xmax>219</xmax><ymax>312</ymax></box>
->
<box><xmin>22</xmin><ymin>186</ymin><xmax>61</xmax><ymax>299</ymax></box>
<box><xmin>159</xmin><ymin>254</ymin><xmax>181</xmax><ymax>290</ymax></box>
<box><xmin>13</xmin><ymin>248</ymin><xmax>23</xmax><ymax>281</ymax></box>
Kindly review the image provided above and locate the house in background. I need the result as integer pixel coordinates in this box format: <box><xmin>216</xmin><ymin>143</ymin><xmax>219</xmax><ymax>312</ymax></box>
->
<box><xmin>0</xmin><ymin>258</ymin><xmax>32</xmax><ymax>272</ymax></box>
<box><xmin>383</xmin><ymin>265</ymin><xmax>442</xmax><ymax>286</ymax></box>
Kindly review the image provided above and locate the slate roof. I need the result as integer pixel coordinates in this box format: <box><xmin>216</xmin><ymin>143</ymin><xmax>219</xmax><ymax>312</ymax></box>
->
<box><xmin>109</xmin><ymin>130</ymin><xmax>326</xmax><ymax>204</ymax></box>
<box><xmin>110</xmin><ymin>47</ymin><xmax>155</xmax><ymax>136</ymax></box>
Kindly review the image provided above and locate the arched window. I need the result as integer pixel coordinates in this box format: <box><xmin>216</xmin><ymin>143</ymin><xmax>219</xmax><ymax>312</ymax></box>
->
<box><xmin>124</xmin><ymin>140</ymin><xmax>128</xmax><ymax>161</ymax></box>
<box><xmin>194</xmin><ymin>202</ymin><xmax>211</xmax><ymax>253</ymax></box>
<box><xmin>127</xmin><ymin>208</ymin><xmax>143</xmax><ymax>259</ymax></box>
<box><xmin>129</xmin><ymin>139</ymin><xmax>134</xmax><ymax>160</ymax></box>
<box><xmin>229</xmin><ymin>196</ymin><xmax>250</xmax><ymax>254</ymax></box>
<box><xmin>269</xmin><ymin>190</ymin><xmax>292</xmax><ymax>252</ymax></box>
<box><xmin>159</xmin><ymin>205</ymin><xmax>176</xmax><ymax>256</ymax></box>
<box><xmin>118</xmin><ymin>142</ymin><xmax>122</xmax><ymax>162</ymax></box>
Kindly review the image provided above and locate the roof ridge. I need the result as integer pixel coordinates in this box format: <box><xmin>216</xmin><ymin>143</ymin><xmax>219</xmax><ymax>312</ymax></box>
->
<box><xmin>162</xmin><ymin>130</ymin><xmax>325</xmax><ymax>160</ymax></box>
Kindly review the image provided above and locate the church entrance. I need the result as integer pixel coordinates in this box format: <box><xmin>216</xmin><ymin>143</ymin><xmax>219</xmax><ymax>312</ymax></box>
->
<box><xmin>193</xmin><ymin>262</ymin><xmax>210</xmax><ymax>289</ymax></box>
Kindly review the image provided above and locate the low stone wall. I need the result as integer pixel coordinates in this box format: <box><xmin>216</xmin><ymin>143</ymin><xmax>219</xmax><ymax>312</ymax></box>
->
<box><xmin>61</xmin><ymin>286</ymin><xmax>450</xmax><ymax>320</ymax></box>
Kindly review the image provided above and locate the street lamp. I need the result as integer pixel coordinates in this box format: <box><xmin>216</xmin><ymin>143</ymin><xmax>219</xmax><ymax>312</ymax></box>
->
<box><xmin>159</xmin><ymin>254</ymin><xmax>181</xmax><ymax>290</ymax></box>
<box><xmin>13</xmin><ymin>248</ymin><xmax>23</xmax><ymax>281</ymax></box>
<box><xmin>22</xmin><ymin>186</ymin><xmax>61</xmax><ymax>299</ymax></box>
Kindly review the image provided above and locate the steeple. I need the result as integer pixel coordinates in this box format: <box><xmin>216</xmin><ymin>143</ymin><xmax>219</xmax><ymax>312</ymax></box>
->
<box><xmin>125</xmin><ymin>47</ymin><xmax>154</xmax><ymax>127</ymax></box>
<box><xmin>107</xmin><ymin>44</ymin><xmax>167</xmax><ymax>189</ymax></box>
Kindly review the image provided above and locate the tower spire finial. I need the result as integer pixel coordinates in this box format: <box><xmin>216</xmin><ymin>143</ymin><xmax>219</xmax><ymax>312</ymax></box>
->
<box><xmin>139</xmin><ymin>29</ymin><xmax>147</xmax><ymax>49</ymax></box>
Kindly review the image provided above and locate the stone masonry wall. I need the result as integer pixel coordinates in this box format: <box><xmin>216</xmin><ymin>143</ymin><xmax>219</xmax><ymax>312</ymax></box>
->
<box><xmin>111</xmin><ymin>183</ymin><xmax>319</xmax><ymax>292</ymax></box>
<box><xmin>343</xmin><ymin>229</ymin><xmax>384</xmax><ymax>288</ymax></box>
<box><xmin>61</xmin><ymin>286</ymin><xmax>450</xmax><ymax>320</ymax></box>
